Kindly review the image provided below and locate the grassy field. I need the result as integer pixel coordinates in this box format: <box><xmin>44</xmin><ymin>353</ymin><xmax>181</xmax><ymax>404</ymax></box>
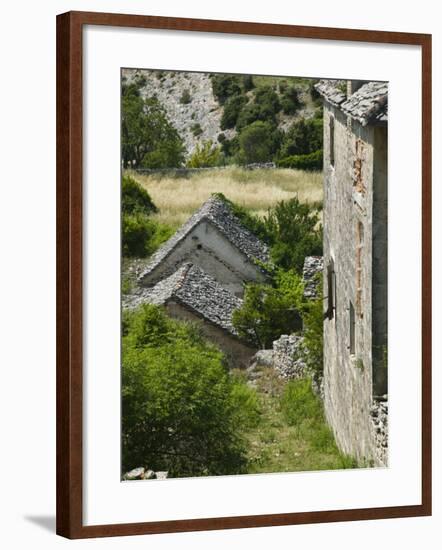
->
<box><xmin>237</xmin><ymin>367</ymin><xmax>356</xmax><ymax>474</ymax></box>
<box><xmin>126</xmin><ymin>167</ymin><xmax>322</xmax><ymax>229</ymax></box>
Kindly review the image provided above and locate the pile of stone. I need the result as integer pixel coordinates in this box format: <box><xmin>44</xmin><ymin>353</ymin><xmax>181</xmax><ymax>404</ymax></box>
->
<box><xmin>248</xmin><ymin>335</ymin><xmax>307</xmax><ymax>380</ymax></box>
<box><xmin>302</xmin><ymin>256</ymin><xmax>323</xmax><ymax>299</ymax></box>
<box><xmin>370</xmin><ymin>398</ymin><xmax>388</xmax><ymax>467</ymax></box>
<box><xmin>122</xmin><ymin>467</ymin><xmax>169</xmax><ymax>481</ymax></box>
<box><xmin>273</xmin><ymin>334</ymin><xmax>307</xmax><ymax>379</ymax></box>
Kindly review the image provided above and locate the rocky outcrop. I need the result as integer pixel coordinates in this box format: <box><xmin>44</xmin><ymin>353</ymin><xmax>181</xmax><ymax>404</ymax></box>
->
<box><xmin>122</xmin><ymin>69</ymin><xmax>233</xmax><ymax>157</ymax></box>
<box><xmin>302</xmin><ymin>256</ymin><xmax>323</xmax><ymax>299</ymax></box>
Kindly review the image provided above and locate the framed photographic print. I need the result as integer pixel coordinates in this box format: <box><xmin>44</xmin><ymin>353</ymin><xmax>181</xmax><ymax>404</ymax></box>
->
<box><xmin>56</xmin><ymin>11</ymin><xmax>432</xmax><ymax>539</ymax></box>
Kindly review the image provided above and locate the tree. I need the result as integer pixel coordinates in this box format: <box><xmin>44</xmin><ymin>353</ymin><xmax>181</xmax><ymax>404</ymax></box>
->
<box><xmin>280</xmin><ymin>85</ymin><xmax>300</xmax><ymax>115</ymax></box>
<box><xmin>264</xmin><ymin>196</ymin><xmax>323</xmax><ymax>273</ymax></box>
<box><xmin>238</xmin><ymin>121</ymin><xmax>280</xmax><ymax>164</ymax></box>
<box><xmin>221</xmin><ymin>94</ymin><xmax>247</xmax><ymax>130</ymax></box>
<box><xmin>211</xmin><ymin>74</ymin><xmax>242</xmax><ymax>104</ymax></box>
<box><xmin>122</xmin><ymin>304</ymin><xmax>257</xmax><ymax>476</ymax></box>
<box><xmin>232</xmin><ymin>270</ymin><xmax>304</xmax><ymax>349</ymax></box>
<box><xmin>280</xmin><ymin>118</ymin><xmax>323</xmax><ymax>158</ymax></box>
<box><xmin>121</xmin><ymin>85</ymin><xmax>185</xmax><ymax>168</ymax></box>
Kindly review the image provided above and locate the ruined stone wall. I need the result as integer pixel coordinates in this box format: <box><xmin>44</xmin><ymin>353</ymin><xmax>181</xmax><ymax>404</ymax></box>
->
<box><xmin>322</xmin><ymin>103</ymin><xmax>388</xmax><ymax>465</ymax></box>
<box><xmin>165</xmin><ymin>301</ymin><xmax>256</xmax><ymax>369</ymax></box>
<box><xmin>142</xmin><ymin>221</ymin><xmax>267</xmax><ymax>297</ymax></box>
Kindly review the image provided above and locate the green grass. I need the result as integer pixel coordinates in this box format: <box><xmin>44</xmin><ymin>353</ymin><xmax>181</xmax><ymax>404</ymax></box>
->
<box><xmin>244</xmin><ymin>368</ymin><xmax>357</xmax><ymax>474</ymax></box>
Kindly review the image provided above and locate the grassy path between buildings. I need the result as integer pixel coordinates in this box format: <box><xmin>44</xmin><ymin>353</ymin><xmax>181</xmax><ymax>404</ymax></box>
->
<box><xmin>239</xmin><ymin>367</ymin><xmax>358</xmax><ymax>474</ymax></box>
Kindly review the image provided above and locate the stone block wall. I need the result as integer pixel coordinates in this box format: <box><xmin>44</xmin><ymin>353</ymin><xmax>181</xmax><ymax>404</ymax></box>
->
<box><xmin>322</xmin><ymin>102</ymin><xmax>388</xmax><ymax>465</ymax></box>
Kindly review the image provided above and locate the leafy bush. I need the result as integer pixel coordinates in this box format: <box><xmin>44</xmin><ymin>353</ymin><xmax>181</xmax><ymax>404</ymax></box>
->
<box><xmin>232</xmin><ymin>269</ymin><xmax>304</xmax><ymax>349</ymax></box>
<box><xmin>280</xmin><ymin>85</ymin><xmax>300</xmax><ymax>115</ymax></box>
<box><xmin>277</xmin><ymin>150</ymin><xmax>323</xmax><ymax>171</ymax></box>
<box><xmin>122</xmin><ymin>304</ymin><xmax>256</xmax><ymax>476</ymax></box>
<box><xmin>122</xmin><ymin>175</ymin><xmax>158</xmax><ymax>216</ymax></box>
<box><xmin>179</xmin><ymin>88</ymin><xmax>192</xmax><ymax>104</ymax></box>
<box><xmin>300</xmin><ymin>278</ymin><xmax>324</xmax><ymax>378</ymax></box>
<box><xmin>254</xmin><ymin>86</ymin><xmax>281</xmax><ymax>121</ymax></box>
<box><xmin>122</xmin><ymin>214</ymin><xmax>156</xmax><ymax>257</ymax></box>
<box><xmin>211</xmin><ymin>74</ymin><xmax>242</xmax><ymax>104</ymax></box>
<box><xmin>122</xmin><ymin>214</ymin><xmax>173</xmax><ymax>258</ymax></box>
<box><xmin>280</xmin><ymin>118</ymin><xmax>323</xmax><ymax>158</ymax></box>
<box><xmin>221</xmin><ymin>94</ymin><xmax>247</xmax><ymax>130</ymax></box>
<box><xmin>191</xmin><ymin>123</ymin><xmax>203</xmax><ymax>136</ymax></box>
<box><xmin>187</xmin><ymin>140</ymin><xmax>222</xmax><ymax>168</ymax></box>
<box><xmin>264</xmin><ymin>196</ymin><xmax>323</xmax><ymax>273</ymax></box>
<box><xmin>238</xmin><ymin>121</ymin><xmax>281</xmax><ymax>164</ymax></box>
<box><xmin>242</xmin><ymin>74</ymin><xmax>255</xmax><ymax>91</ymax></box>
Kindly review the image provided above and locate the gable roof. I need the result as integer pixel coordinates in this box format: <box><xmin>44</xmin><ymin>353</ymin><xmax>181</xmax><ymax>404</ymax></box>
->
<box><xmin>315</xmin><ymin>80</ymin><xmax>388</xmax><ymax>126</ymax></box>
<box><xmin>126</xmin><ymin>263</ymin><xmax>243</xmax><ymax>338</ymax></box>
<box><xmin>138</xmin><ymin>196</ymin><xmax>269</xmax><ymax>283</ymax></box>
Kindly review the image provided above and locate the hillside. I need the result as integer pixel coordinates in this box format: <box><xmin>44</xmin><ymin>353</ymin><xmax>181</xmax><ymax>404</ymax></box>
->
<box><xmin>122</xmin><ymin>69</ymin><xmax>320</xmax><ymax>159</ymax></box>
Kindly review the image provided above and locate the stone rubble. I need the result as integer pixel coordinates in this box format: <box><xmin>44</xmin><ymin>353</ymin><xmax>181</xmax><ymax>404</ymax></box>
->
<box><xmin>302</xmin><ymin>256</ymin><xmax>323</xmax><ymax>299</ymax></box>
<box><xmin>122</xmin><ymin>467</ymin><xmax>168</xmax><ymax>481</ymax></box>
<box><xmin>370</xmin><ymin>398</ymin><xmax>388</xmax><ymax>467</ymax></box>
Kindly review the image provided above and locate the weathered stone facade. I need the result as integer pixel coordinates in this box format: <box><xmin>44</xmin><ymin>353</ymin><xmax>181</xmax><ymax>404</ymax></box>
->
<box><xmin>317</xmin><ymin>80</ymin><xmax>388</xmax><ymax>466</ymax></box>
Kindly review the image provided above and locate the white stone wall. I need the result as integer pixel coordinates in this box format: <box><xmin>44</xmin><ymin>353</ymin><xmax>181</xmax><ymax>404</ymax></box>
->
<box><xmin>142</xmin><ymin>220</ymin><xmax>267</xmax><ymax>297</ymax></box>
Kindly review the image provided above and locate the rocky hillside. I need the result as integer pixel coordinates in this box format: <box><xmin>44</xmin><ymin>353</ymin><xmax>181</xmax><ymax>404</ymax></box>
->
<box><xmin>122</xmin><ymin>69</ymin><xmax>234</xmax><ymax>156</ymax></box>
<box><xmin>122</xmin><ymin>69</ymin><xmax>319</xmax><ymax>159</ymax></box>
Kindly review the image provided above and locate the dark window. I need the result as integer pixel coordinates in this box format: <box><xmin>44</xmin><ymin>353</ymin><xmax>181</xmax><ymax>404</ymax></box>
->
<box><xmin>325</xmin><ymin>259</ymin><xmax>336</xmax><ymax>320</ymax></box>
<box><xmin>349</xmin><ymin>301</ymin><xmax>356</xmax><ymax>355</ymax></box>
<box><xmin>329</xmin><ymin>115</ymin><xmax>335</xmax><ymax>167</ymax></box>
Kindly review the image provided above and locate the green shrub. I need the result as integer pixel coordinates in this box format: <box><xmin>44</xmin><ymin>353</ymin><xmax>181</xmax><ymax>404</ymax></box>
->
<box><xmin>122</xmin><ymin>214</ymin><xmax>173</xmax><ymax>258</ymax></box>
<box><xmin>280</xmin><ymin>118</ymin><xmax>323</xmax><ymax>158</ymax></box>
<box><xmin>243</xmin><ymin>74</ymin><xmax>254</xmax><ymax>91</ymax></box>
<box><xmin>187</xmin><ymin>140</ymin><xmax>222</xmax><ymax>168</ymax></box>
<box><xmin>280</xmin><ymin>85</ymin><xmax>300</xmax><ymax>115</ymax></box>
<box><xmin>122</xmin><ymin>175</ymin><xmax>158</xmax><ymax>216</ymax></box>
<box><xmin>300</xmin><ymin>281</ymin><xmax>324</xmax><ymax>378</ymax></box>
<box><xmin>221</xmin><ymin>94</ymin><xmax>247</xmax><ymax>129</ymax></box>
<box><xmin>179</xmin><ymin>88</ymin><xmax>192</xmax><ymax>104</ymax></box>
<box><xmin>238</xmin><ymin>121</ymin><xmax>281</xmax><ymax>164</ymax></box>
<box><xmin>232</xmin><ymin>269</ymin><xmax>304</xmax><ymax>349</ymax></box>
<box><xmin>191</xmin><ymin>123</ymin><xmax>203</xmax><ymax>136</ymax></box>
<box><xmin>277</xmin><ymin>150</ymin><xmax>323</xmax><ymax>171</ymax></box>
<box><xmin>211</xmin><ymin>74</ymin><xmax>242</xmax><ymax>104</ymax></box>
<box><xmin>264</xmin><ymin>196</ymin><xmax>323</xmax><ymax>273</ymax></box>
<box><xmin>122</xmin><ymin>304</ymin><xmax>253</xmax><ymax>476</ymax></box>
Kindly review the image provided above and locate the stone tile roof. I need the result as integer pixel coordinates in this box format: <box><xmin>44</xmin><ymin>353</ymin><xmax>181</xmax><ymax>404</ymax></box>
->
<box><xmin>315</xmin><ymin>80</ymin><xmax>388</xmax><ymax>126</ymax></box>
<box><xmin>126</xmin><ymin>263</ymin><xmax>243</xmax><ymax>337</ymax></box>
<box><xmin>302</xmin><ymin>256</ymin><xmax>323</xmax><ymax>299</ymax></box>
<box><xmin>314</xmin><ymin>80</ymin><xmax>347</xmax><ymax>107</ymax></box>
<box><xmin>138</xmin><ymin>196</ymin><xmax>269</xmax><ymax>283</ymax></box>
<box><xmin>341</xmin><ymin>81</ymin><xmax>388</xmax><ymax>126</ymax></box>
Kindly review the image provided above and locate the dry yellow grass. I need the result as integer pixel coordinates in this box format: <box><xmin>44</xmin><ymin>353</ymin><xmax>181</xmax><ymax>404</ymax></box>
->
<box><xmin>127</xmin><ymin>167</ymin><xmax>323</xmax><ymax>228</ymax></box>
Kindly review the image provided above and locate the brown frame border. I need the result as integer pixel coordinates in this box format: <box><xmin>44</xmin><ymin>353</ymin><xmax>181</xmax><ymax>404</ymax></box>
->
<box><xmin>56</xmin><ymin>11</ymin><xmax>432</xmax><ymax>539</ymax></box>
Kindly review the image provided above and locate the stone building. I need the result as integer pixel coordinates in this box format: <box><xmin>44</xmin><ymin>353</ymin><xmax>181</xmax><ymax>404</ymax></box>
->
<box><xmin>316</xmin><ymin>80</ymin><xmax>388</xmax><ymax>466</ymax></box>
<box><xmin>138</xmin><ymin>196</ymin><xmax>269</xmax><ymax>297</ymax></box>
<box><xmin>128</xmin><ymin>263</ymin><xmax>256</xmax><ymax>368</ymax></box>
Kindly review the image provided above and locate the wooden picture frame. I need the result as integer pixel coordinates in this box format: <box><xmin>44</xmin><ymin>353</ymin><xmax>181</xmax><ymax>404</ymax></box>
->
<box><xmin>56</xmin><ymin>10</ymin><xmax>432</xmax><ymax>539</ymax></box>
